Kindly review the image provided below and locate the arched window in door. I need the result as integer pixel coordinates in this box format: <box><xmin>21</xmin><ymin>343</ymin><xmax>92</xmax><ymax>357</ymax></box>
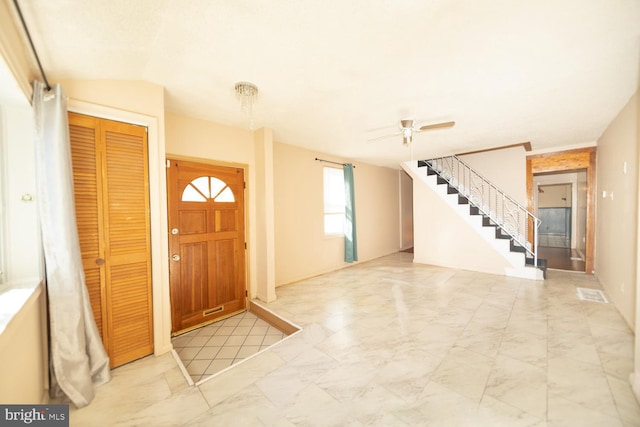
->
<box><xmin>181</xmin><ymin>176</ymin><xmax>235</xmax><ymax>202</ymax></box>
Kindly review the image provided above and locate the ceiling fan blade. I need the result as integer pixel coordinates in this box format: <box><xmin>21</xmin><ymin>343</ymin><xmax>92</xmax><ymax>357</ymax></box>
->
<box><xmin>367</xmin><ymin>131</ymin><xmax>401</xmax><ymax>142</ymax></box>
<box><xmin>418</xmin><ymin>121</ymin><xmax>455</xmax><ymax>131</ymax></box>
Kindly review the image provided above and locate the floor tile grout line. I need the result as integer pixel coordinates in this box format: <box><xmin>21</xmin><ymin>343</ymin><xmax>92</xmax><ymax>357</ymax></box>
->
<box><xmin>171</xmin><ymin>311</ymin><xmax>283</xmax><ymax>382</ymax></box>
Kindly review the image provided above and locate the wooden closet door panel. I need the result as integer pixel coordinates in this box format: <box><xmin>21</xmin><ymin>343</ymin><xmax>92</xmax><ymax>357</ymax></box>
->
<box><xmin>101</xmin><ymin>122</ymin><xmax>153</xmax><ymax>366</ymax></box>
<box><xmin>68</xmin><ymin>113</ymin><xmax>107</xmax><ymax>341</ymax></box>
<box><xmin>69</xmin><ymin>112</ymin><xmax>153</xmax><ymax>368</ymax></box>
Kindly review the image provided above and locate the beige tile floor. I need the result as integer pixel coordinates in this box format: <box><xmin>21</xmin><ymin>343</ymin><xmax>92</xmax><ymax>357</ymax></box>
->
<box><xmin>172</xmin><ymin>311</ymin><xmax>289</xmax><ymax>384</ymax></box>
<box><xmin>66</xmin><ymin>252</ymin><xmax>640</xmax><ymax>426</ymax></box>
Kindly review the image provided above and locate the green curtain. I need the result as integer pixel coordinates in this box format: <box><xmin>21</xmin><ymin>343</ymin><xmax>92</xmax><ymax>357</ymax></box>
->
<box><xmin>343</xmin><ymin>163</ymin><xmax>358</xmax><ymax>262</ymax></box>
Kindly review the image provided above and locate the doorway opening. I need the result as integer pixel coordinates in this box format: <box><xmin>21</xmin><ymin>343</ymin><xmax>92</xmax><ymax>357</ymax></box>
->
<box><xmin>534</xmin><ymin>170</ymin><xmax>587</xmax><ymax>272</ymax></box>
<box><xmin>526</xmin><ymin>147</ymin><xmax>596</xmax><ymax>274</ymax></box>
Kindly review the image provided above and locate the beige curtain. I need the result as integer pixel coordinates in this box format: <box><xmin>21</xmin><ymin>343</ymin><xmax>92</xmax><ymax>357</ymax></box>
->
<box><xmin>32</xmin><ymin>81</ymin><xmax>110</xmax><ymax>407</ymax></box>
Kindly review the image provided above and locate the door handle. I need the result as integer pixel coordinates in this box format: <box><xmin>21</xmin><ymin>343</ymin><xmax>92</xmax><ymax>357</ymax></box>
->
<box><xmin>95</xmin><ymin>258</ymin><xmax>105</xmax><ymax>266</ymax></box>
<box><xmin>171</xmin><ymin>254</ymin><xmax>180</xmax><ymax>262</ymax></box>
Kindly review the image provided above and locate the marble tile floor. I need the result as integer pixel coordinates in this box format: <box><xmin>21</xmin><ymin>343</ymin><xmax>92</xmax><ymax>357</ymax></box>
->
<box><xmin>65</xmin><ymin>252</ymin><xmax>640</xmax><ymax>426</ymax></box>
<box><xmin>172</xmin><ymin>311</ymin><xmax>289</xmax><ymax>384</ymax></box>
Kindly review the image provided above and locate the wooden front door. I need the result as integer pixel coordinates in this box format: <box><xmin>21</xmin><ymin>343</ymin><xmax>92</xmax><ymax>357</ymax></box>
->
<box><xmin>69</xmin><ymin>112</ymin><xmax>154</xmax><ymax>368</ymax></box>
<box><xmin>167</xmin><ymin>159</ymin><xmax>247</xmax><ymax>334</ymax></box>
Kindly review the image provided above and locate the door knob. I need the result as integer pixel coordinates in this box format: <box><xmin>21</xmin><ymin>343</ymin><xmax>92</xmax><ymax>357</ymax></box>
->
<box><xmin>171</xmin><ymin>254</ymin><xmax>180</xmax><ymax>261</ymax></box>
<box><xmin>95</xmin><ymin>258</ymin><xmax>105</xmax><ymax>266</ymax></box>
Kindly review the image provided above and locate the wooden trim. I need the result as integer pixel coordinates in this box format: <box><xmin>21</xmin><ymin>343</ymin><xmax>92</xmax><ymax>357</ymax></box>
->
<box><xmin>166</xmin><ymin>154</ymin><xmax>248</xmax><ymax>170</ymax></box>
<box><xmin>249</xmin><ymin>300</ymin><xmax>300</xmax><ymax>335</ymax></box>
<box><xmin>526</xmin><ymin>159</ymin><xmax>534</xmax><ymax>243</ymax></box>
<box><xmin>456</xmin><ymin>141</ymin><xmax>532</xmax><ymax>157</ymax></box>
<box><xmin>527</xmin><ymin>147</ymin><xmax>596</xmax><ymax>274</ymax></box>
<box><xmin>171</xmin><ymin>309</ymin><xmax>246</xmax><ymax>337</ymax></box>
<box><xmin>526</xmin><ymin>146</ymin><xmax>596</xmax><ymax>161</ymax></box>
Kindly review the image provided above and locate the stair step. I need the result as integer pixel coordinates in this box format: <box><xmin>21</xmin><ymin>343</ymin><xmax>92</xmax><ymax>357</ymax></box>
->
<box><xmin>482</xmin><ymin>216</ymin><xmax>497</xmax><ymax>227</ymax></box>
<box><xmin>417</xmin><ymin>160</ymin><xmax>429</xmax><ymax>168</ymax></box>
<box><xmin>458</xmin><ymin>195</ymin><xmax>469</xmax><ymax>204</ymax></box>
<box><xmin>495</xmin><ymin>229</ymin><xmax>510</xmax><ymax>239</ymax></box>
<box><xmin>437</xmin><ymin>176</ymin><xmax>447</xmax><ymax>185</ymax></box>
<box><xmin>510</xmin><ymin>241</ymin><xmax>526</xmax><ymax>253</ymax></box>
<box><xmin>526</xmin><ymin>257</ymin><xmax>547</xmax><ymax>268</ymax></box>
<box><xmin>469</xmin><ymin>206</ymin><xmax>481</xmax><ymax>215</ymax></box>
<box><xmin>447</xmin><ymin>185</ymin><xmax>458</xmax><ymax>195</ymax></box>
<box><xmin>526</xmin><ymin>257</ymin><xmax>548</xmax><ymax>279</ymax></box>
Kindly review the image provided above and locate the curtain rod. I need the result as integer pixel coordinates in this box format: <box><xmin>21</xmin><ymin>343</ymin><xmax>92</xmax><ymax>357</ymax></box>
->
<box><xmin>315</xmin><ymin>158</ymin><xmax>355</xmax><ymax>168</ymax></box>
<box><xmin>13</xmin><ymin>0</ymin><xmax>51</xmax><ymax>91</ymax></box>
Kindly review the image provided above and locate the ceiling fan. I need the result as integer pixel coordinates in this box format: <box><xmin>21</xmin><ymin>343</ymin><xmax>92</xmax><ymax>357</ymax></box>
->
<box><xmin>370</xmin><ymin>119</ymin><xmax>455</xmax><ymax>145</ymax></box>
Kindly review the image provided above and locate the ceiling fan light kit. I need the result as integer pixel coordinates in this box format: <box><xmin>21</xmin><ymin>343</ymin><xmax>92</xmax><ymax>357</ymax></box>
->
<box><xmin>402</xmin><ymin>128</ymin><xmax>413</xmax><ymax>145</ymax></box>
<box><xmin>400</xmin><ymin>119</ymin><xmax>455</xmax><ymax>145</ymax></box>
<box><xmin>367</xmin><ymin>118</ymin><xmax>455</xmax><ymax>145</ymax></box>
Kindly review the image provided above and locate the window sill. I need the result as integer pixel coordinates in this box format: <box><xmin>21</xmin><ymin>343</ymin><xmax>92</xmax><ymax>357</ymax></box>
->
<box><xmin>0</xmin><ymin>279</ymin><xmax>44</xmax><ymax>335</ymax></box>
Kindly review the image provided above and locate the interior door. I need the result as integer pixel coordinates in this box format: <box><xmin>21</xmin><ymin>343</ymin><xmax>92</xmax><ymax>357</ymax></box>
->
<box><xmin>167</xmin><ymin>159</ymin><xmax>246</xmax><ymax>334</ymax></box>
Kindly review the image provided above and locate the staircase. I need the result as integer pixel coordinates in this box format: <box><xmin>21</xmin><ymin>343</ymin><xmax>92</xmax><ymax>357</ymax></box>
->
<box><xmin>410</xmin><ymin>156</ymin><xmax>546</xmax><ymax>280</ymax></box>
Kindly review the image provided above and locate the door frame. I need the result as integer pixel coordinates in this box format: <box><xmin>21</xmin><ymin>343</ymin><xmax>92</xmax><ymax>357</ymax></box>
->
<box><xmin>526</xmin><ymin>147</ymin><xmax>596</xmax><ymax>274</ymax></box>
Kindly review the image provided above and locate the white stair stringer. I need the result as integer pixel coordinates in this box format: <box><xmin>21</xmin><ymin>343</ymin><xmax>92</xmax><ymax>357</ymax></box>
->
<box><xmin>403</xmin><ymin>161</ymin><xmax>543</xmax><ymax>281</ymax></box>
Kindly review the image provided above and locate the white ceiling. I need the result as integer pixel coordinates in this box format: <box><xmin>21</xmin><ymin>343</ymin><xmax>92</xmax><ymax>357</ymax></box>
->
<box><xmin>14</xmin><ymin>0</ymin><xmax>640</xmax><ymax>168</ymax></box>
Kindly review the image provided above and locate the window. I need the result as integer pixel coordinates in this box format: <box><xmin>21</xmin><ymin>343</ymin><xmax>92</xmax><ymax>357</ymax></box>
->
<box><xmin>182</xmin><ymin>176</ymin><xmax>235</xmax><ymax>202</ymax></box>
<box><xmin>0</xmin><ymin>53</ymin><xmax>43</xmax><ymax>286</ymax></box>
<box><xmin>323</xmin><ymin>166</ymin><xmax>344</xmax><ymax>236</ymax></box>
<box><xmin>0</xmin><ymin>55</ymin><xmax>43</xmax><ymax>334</ymax></box>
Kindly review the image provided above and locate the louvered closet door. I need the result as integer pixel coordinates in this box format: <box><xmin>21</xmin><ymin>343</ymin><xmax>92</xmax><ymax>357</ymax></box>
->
<box><xmin>69</xmin><ymin>112</ymin><xmax>153</xmax><ymax>368</ymax></box>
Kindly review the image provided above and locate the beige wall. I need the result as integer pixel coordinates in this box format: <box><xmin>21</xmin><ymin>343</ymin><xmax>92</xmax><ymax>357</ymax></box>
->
<box><xmin>0</xmin><ymin>286</ymin><xmax>48</xmax><ymax>403</ymax></box>
<box><xmin>353</xmin><ymin>162</ymin><xmax>402</xmax><ymax>261</ymax></box>
<box><xmin>165</xmin><ymin>111</ymin><xmax>254</xmax><ymax>163</ymax></box>
<box><xmin>253</xmin><ymin>128</ymin><xmax>276</xmax><ymax>302</ymax></box>
<box><xmin>538</xmin><ymin>184</ymin><xmax>572</xmax><ymax>208</ymax></box>
<box><xmin>459</xmin><ymin>146</ymin><xmax>527</xmax><ymax>205</ymax></box>
<box><xmin>400</xmin><ymin>170</ymin><xmax>414</xmax><ymax>250</ymax></box>
<box><xmin>273</xmin><ymin>142</ymin><xmax>401</xmax><ymax>286</ymax></box>
<box><xmin>634</xmin><ymin>89</ymin><xmax>640</xmax><ymax>403</ymax></box>
<box><xmin>596</xmin><ymin>90</ymin><xmax>638</xmax><ymax>330</ymax></box>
